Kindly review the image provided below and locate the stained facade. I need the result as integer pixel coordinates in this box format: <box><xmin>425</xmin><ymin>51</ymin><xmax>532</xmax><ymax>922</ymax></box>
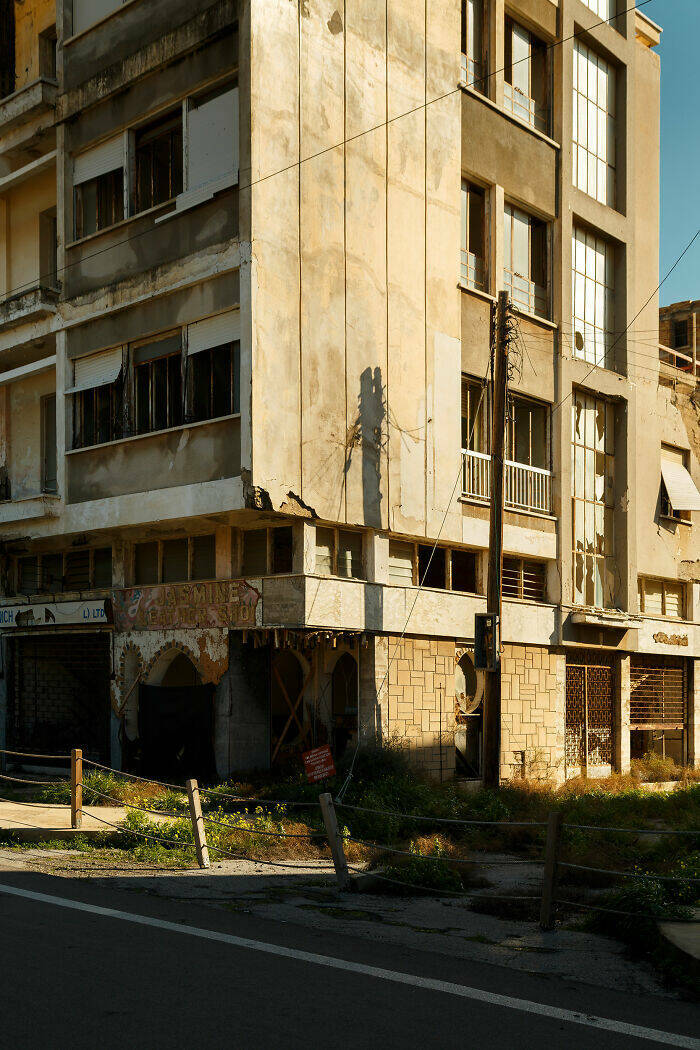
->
<box><xmin>0</xmin><ymin>0</ymin><xmax>697</xmax><ymax>783</ymax></box>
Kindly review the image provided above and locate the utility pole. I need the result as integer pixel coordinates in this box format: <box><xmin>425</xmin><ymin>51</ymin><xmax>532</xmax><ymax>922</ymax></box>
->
<box><xmin>483</xmin><ymin>291</ymin><xmax>510</xmax><ymax>788</ymax></box>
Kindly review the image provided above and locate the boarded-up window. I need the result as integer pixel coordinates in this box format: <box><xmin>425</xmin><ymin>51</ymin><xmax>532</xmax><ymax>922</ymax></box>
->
<box><xmin>242</xmin><ymin>531</ymin><xmax>268</xmax><ymax>576</ymax></box>
<box><xmin>187</xmin><ymin>83</ymin><xmax>239</xmax><ymax>192</ymax></box>
<box><xmin>315</xmin><ymin>528</ymin><xmax>334</xmax><ymax>576</ymax></box>
<box><xmin>388</xmin><ymin>541</ymin><xmax>414</xmax><ymax>585</ymax></box>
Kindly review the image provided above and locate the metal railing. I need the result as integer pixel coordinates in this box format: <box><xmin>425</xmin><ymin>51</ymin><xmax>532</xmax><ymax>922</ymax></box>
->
<box><xmin>504</xmin><ymin>82</ymin><xmax>547</xmax><ymax>133</ymax></box>
<box><xmin>460</xmin><ymin>249</ymin><xmax>486</xmax><ymax>292</ymax></box>
<box><xmin>659</xmin><ymin>342</ymin><xmax>699</xmax><ymax>379</ymax></box>
<box><xmin>503</xmin><ymin>268</ymin><xmax>548</xmax><ymax>318</ymax></box>
<box><xmin>462</xmin><ymin>448</ymin><xmax>552</xmax><ymax>514</ymax></box>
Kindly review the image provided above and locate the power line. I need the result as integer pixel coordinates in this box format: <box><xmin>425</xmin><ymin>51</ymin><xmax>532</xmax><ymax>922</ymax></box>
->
<box><xmin>0</xmin><ymin>0</ymin><xmax>653</xmax><ymax>305</ymax></box>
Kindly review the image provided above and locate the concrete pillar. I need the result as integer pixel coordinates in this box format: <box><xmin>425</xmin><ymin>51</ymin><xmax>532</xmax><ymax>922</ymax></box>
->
<box><xmin>490</xmin><ymin>183</ymin><xmax>504</xmax><ymax>298</ymax></box>
<box><xmin>614</xmin><ymin>653</ymin><xmax>630</xmax><ymax>774</ymax></box>
<box><xmin>112</xmin><ymin>542</ymin><xmax>128</xmax><ymax>588</ymax></box>
<box><xmin>364</xmin><ymin>532</ymin><xmax>388</xmax><ymax>585</ymax></box>
<box><xmin>688</xmin><ymin>660</ymin><xmax>700</xmax><ymax>769</ymax></box>
<box><xmin>110</xmin><ymin>710</ymin><xmax>122</xmax><ymax>770</ymax></box>
<box><xmin>215</xmin><ymin>526</ymin><xmax>232</xmax><ymax>579</ymax></box>
<box><xmin>293</xmin><ymin>520</ymin><xmax>316</xmax><ymax>575</ymax></box>
<box><xmin>489</xmin><ymin>0</ymin><xmax>505</xmax><ymax>108</ymax></box>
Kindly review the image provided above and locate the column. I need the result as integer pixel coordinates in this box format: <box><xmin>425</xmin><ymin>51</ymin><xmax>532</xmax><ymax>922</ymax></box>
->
<box><xmin>614</xmin><ymin>653</ymin><xmax>630</xmax><ymax>774</ymax></box>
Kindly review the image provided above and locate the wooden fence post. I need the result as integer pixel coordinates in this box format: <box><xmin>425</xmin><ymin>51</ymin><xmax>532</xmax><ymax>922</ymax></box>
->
<box><xmin>319</xmin><ymin>792</ymin><xmax>351</xmax><ymax>890</ymax></box>
<box><xmin>540</xmin><ymin>809</ymin><xmax>563</xmax><ymax>930</ymax></box>
<box><xmin>71</xmin><ymin>748</ymin><xmax>82</xmax><ymax>830</ymax></box>
<box><xmin>186</xmin><ymin>779</ymin><xmax>210</xmax><ymax>870</ymax></box>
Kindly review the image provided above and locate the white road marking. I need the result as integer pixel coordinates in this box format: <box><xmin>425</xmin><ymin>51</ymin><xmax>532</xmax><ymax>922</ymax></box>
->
<box><xmin>0</xmin><ymin>882</ymin><xmax>696</xmax><ymax>1048</ymax></box>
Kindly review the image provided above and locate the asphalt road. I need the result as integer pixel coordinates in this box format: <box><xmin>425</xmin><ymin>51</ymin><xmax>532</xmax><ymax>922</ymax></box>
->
<box><xmin>0</xmin><ymin>870</ymin><xmax>697</xmax><ymax>1050</ymax></box>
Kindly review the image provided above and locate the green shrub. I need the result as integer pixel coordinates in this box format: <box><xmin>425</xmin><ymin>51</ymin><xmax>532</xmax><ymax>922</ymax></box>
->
<box><xmin>383</xmin><ymin>838</ymin><xmax>464</xmax><ymax>894</ymax></box>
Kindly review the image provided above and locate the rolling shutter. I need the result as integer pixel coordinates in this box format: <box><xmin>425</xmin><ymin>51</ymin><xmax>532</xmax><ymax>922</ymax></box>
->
<box><xmin>187</xmin><ymin>310</ymin><xmax>240</xmax><ymax>356</ymax></box>
<box><xmin>73</xmin><ymin>135</ymin><xmax>124</xmax><ymax>186</ymax></box>
<box><xmin>660</xmin><ymin>458</ymin><xmax>700</xmax><ymax>512</ymax></box>
<box><xmin>69</xmin><ymin>347</ymin><xmax>122</xmax><ymax>393</ymax></box>
<box><xmin>187</xmin><ymin>85</ymin><xmax>238</xmax><ymax>191</ymax></box>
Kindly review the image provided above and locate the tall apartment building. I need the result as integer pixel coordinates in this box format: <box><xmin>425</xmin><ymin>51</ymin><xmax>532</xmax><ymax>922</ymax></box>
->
<box><xmin>0</xmin><ymin>0</ymin><xmax>697</xmax><ymax>782</ymax></box>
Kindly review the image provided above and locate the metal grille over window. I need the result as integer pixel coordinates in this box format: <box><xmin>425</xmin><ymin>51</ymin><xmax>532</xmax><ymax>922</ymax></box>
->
<box><xmin>630</xmin><ymin>658</ymin><xmax>686</xmax><ymax>728</ymax></box>
<box><xmin>502</xmin><ymin>558</ymin><xmax>545</xmax><ymax>601</ymax></box>
<box><xmin>565</xmin><ymin>654</ymin><xmax>613</xmax><ymax>775</ymax></box>
<box><xmin>572</xmin><ymin>389</ymin><xmax>615</xmax><ymax>609</ymax></box>
<box><xmin>573</xmin><ymin>41</ymin><xmax>616</xmax><ymax>206</ymax></box>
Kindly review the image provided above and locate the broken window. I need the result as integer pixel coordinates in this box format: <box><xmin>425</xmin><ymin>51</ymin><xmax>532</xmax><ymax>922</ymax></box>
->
<box><xmin>451</xmin><ymin>549</ymin><xmax>477</xmax><ymax>593</ymax></box>
<box><xmin>672</xmin><ymin>320</ymin><xmax>689</xmax><ymax>349</ymax></box>
<box><xmin>70</xmin><ymin>347</ymin><xmax>124</xmax><ymax>449</ymax></box>
<box><xmin>504</xmin><ymin>18</ymin><xmax>547</xmax><ymax>132</ymax></box>
<box><xmin>503</xmin><ymin>204</ymin><xmax>548</xmax><ymax>317</ymax></box>
<box><xmin>135</xmin><ymin>112</ymin><xmax>183</xmax><ymax>213</ymax></box>
<box><xmin>571</xmin><ymin>389</ymin><xmax>615</xmax><ymax>609</ymax></box>
<box><xmin>502</xmin><ymin>558</ymin><xmax>546</xmax><ymax>601</ymax></box>
<box><xmin>93</xmin><ymin>548</ymin><xmax>113</xmax><ymax>588</ymax></box>
<box><xmin>638</xmin><ymin>577</ymin><xmax>685</xmax><ymax>619</ymax></box>
<box><xmin>17</xmin><ymin>557</ymin><xmax>39</xmax><ymax>596</ymax></box>
<box><xmin>162</xmin><ymin>539</ymin><xmax>188</xmax><ymax>584</ymax></box>
<box><xmin>573</xmin><ymin>41</ymin><xmax>616</xmax><ymax>206</ymax></box>
<box><xmin>134</xmin><ymin>335</ymin><xmax>182</xmax><ymax>435</ymax></box>
<box><xmin>65</xmin><ymin>549</ymin><xmax>91</xmax><ymax>591</ymax></box>
<box><xmin>41</xmin><ymin>394</ymin><xmax>57</xmax><ymax>494</ymax></box>
<box><xmin>39</xmin><ymin>24</ymin><xmax>57</xmax><ymax>79</ymax></box>
<box><xmin>418</xmin><ymin>545</ymin><xmax>447</xmax><ymax>589</ymax></box>
<box><xmin>338</xmin><ymin>531</ymin><xmax>363</xmax><ymax>579</ymax></box>
<box><xmin>572</xmin><ymin>226</ymin><xmax>615</xmax><ymax>367</ymax></box>
<box><xmin>135</xmin><ymin>535</ymin><xmax>217</xmax><ymax>585</ymax></box>
<box><xmin>187</xmin><ymin>311</ymin><xmax>241</xmax><ymax>423</ymax></box>
<box><xmin>461</xmin><ymin>181</ymin><xmax>486</xmax><ymax>291</ymax></box>
<box><xmin>73</xmin><ymin>136</ymin><xmax>125</xmax><ymax>239</ymax></box>
<box><xmin>659</xmin><ymin>444</ymin><xmax>698</xmax><ymax>523</ymax></box>
<box><xmin>16</xmin><ymin>548</ymin><xmax>112</xmax><ymax>594</ymax></box>
<box><xmin>507</xmin><ymin>395</ymin><xmax>548</xmax><ymax>469</ymax></box>
<box><xmin>461</xmin><ymin>0</ymin><xmax>485</xmax><ymax>90</ymax></box>
<box><xmin>42</xmin><ymin>554</ymin><xmax>63</xmax><ymax>593</ymax></box>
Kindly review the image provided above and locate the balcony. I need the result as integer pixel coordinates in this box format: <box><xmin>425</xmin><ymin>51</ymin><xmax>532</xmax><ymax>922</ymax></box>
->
<box><xmin>659</xmin><ymin>342</ymin><xmax>699</xmax><ymax>383</ymax></box>
<box><xmin>460</xmin><ymin>53</ymin><xmax>485</xmax><ymax>92</ymax></box>
<box><xmin>503</xmin><ymin>83</ymin><xmax>546</xmax><ymax>133</ymax></box>
<box><xmin>503</xmin><ymin>268</ymin><xmax>547</xmax><ymax>318</ymax></box>
<box><xmin>460</xmin><ymin>249</ymin><xmax>486</xmax><ymax>293</ymax></box>
<box><xmin>462</xmin><ymin>448</ymin><xmax>552</xmax><ymax>515</ymax></box>
<box><xmin>0</xmin><ymin>284</ymin><xmax>59</xmax><ymax>333</ymax></box>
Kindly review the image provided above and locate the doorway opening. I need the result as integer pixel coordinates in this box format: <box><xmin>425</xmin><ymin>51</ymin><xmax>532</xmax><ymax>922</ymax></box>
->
<box><xmin>331</xmin><ymin>653</ymin><xmax>358</xmax><ymax>761</ymax></box>
<box><xmin>138</xmin><ymin>650</ymin><xmax>215</xmax><ymax>781</ymax></box>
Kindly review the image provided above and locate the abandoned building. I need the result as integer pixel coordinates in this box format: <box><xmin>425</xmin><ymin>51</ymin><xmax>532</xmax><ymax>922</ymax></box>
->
<box><xmin>0</xmin><ymin>0</ymin><xmax>697</xmax><ymax>783</ymax></box>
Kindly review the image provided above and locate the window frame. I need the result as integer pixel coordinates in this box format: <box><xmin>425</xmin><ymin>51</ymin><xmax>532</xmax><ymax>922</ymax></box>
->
<box><xmin>506</xmin><ymin>393</ymin><xmax>549</xmax><ymax>470</ymax></box>
<box><xmin>132</xmin><ymin>535</ymin><xmax>217</xmax><ymax>586</ymax></box>
<box><xmin>503</xmin><ymin>202</ymin><xmax>549</xmax><ymax>318</ymax></box>
<box><xmin>461</xmin><ymin>0</ymin><xmax>486</xmax><ymax>92</ymax></box>
<box><xmin>504</xmin><ymin>17</ymin><xmax>548</xmax><ymax>133</ymax></box>
<box><xmin>572</xmin><ymin>225</ymin><xmax>615</xmax><ymax>368</ymax></box>
<box><xmin>189</xmin><ymin>341</ymin><xmax>241</xmax><ymax>424</ymax></box>
<box><xmin>14</xmin><ymin>547</ymin><xmax>113</xmax><ymax>596</ymax></box>
<box><xmin>460</xmin><ymin>179</ymin><xmax>487</xmax><ymax>292</ymax></box>
<box><xmin>387</xmin><ymin>539</ymin><xmax>480</xmax><ymax>594</ymax></box>
<box><xmin>638</xmin><ymin>576</ymin><xmax>686</xmax><ymax>620</ymax></box>
<box><xmin>133</xmin><ymin>336</ymin><xmax>183</xmax><ymax>437</ymax></box>
<box><xmin>133</xmin><ymin>110</ymin><xmax>184</xmax><ymax>215</ymax></box>
<box><xmin>74</xmin><ymin>167</ymin><xmax>124</xmax><ymax>240</ymax></box>
<box><xmin>314</xmin><ymin>526</ymin><xmax>365</xmax><ymax>580</ymax></box>
<box><xmin>501</xmin><ymin>557</ymin><xmax>547</xmax><ymax>601</ymax></box>
<box><xmin>573</xmin><ymin>40</ymin><xmax>616</xmax><ymax>207</ymax></box>
<box><xmin>571</xmin><ymin>388</ymin><xmax>616</xmax><ymax>610</ymax></box>
<box><xmin>41</xmin><ymin>393</ymin><xmax>58</xmax><ymax>495</ymax></box>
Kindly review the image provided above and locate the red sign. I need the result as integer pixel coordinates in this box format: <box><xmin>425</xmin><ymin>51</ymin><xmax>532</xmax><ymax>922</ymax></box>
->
<box><xmin>302</xmin><ymin>746</ymin><xmax>336</xmax><ymax>783</ymax></box>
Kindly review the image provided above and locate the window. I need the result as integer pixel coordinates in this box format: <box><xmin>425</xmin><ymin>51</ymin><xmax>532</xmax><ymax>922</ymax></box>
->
<box><xmin>504</xmin><ymin>18</ymin><xmax>547</xmax><ymax>132</ymax></box>
<box><xmin>572</xmin><ymin>389</ymin><xmax>615</xmax><ymax>609</ymax></box>
<box><xmin>72</xmin><ymin>0</ymin><xmax>124</xmax><ymax>36</ymax></box>
<box><xmin>461</xmin><ymin>377</ymin><xmax>487</xmax><ymax>452</ymax></box>
<box><xmin>16</xmin><ymin>548</ymin><xmax>112</xmax><ymax>595</ymax></box>
<box><xmin>504</xmin><ymin>204</ymin><xmax>547</xmax><ymax>316</ymax></box>
<box><xmin>672</xmin><ymin>320</ymin><xmax>689</xmax><ymax>349</ymax></box>
<box><xmin>41</xmin><ymin>395</ymin><xmax>57</xmax><ymax>494</ymax></box>
<box><xmin>581</xmin><ymin>0</ymin><xmax>615</xmax><ymax>20</ymax></box>
<box><xmin>451</xmin><ymin>549</ymin><xmax>477</xmax><ymax>593</ymax></box>
<box><xmin>70</xmin><ymin>347</ymin><xmax>124</xmax><ymax>449</ymax></box>
<box><xmin>461</xmin><ymin>181</ymin><xmax>486</xmax><ymax>291</ymax></box>
<box><xmin>573</xmin><ymin>42</ymin><xmax>615</xmax><ymax>207</ymax></box>
<box><xmin>191</xmin><ymin>344</ymin><xmax>240</xmax><ymax>422</ymax></box>
<box><xmin>660</xmin><ymin>444</ymin><xmax>700</xmax><ymax>522</ymax></box>
<box><xmin>387</xmin><ymin>541</ymin><xmax>479</xmax><ymax>593</ymax></box>
<box><xmin>39</xmin><ymin>208</ymin><xmax>58</xmax><ymax>290</ymax></box>
<box><xmin>134</xmin><ymin>335</ymin><xmax>182</xmax><ymax>435</ymax></box>
<box><xmin>272</xmin><ymin>528</ymin><xmax>293</xmax><ymax>574</ymax></box>
<box><xmin>638</xmin><ymin>577</ymin><xmax>685</xmax><ymax>619</ymax></box>
<box><xmin>388</xmin><ymin>541</ymin><xmax>414</xmax><ymax>585</ymax></box>
<box><xmin>186</xmin><ymin>82</ymin><xmax>239</xmax><ymax>195</ymax></box>
<box><xmin>461</xmin><ymin>0</ymin><xmax>485</xmax><ymax>90</ymax></box>
<box><xmin>135</xmin><ymin>113</ymin><xmax>183</xmax><ymax>213</ymax></box>
<box><xmin>73</xmin><ymin>135</ymin><xmax>125</xmax><ymax>239</ymax></box>
<box><xmin>241</xmin><ymin>527</ymin><xmax>294</xmax><ymax>577</ymax></box>
<box><xmin>502</xmin><ymin>558</ymin><xmax>546</xmax><ymax>601</ymax></box>
<box><xmin>242</xmin><ymin>530</ymin><xmax>269</xmax><ymax>576</ymax></box>
<box><xmin>315</xmin><ymin>527</ymin><xmax>364</xmax><ymax>579</ymax></box>
<box><xmin>39</xmin><ymin>25</ymin><xmax>57</xmax><ymax>79</ymax></box>
<box><xmin>134</xmin><ymin>535</ymin><xmax>216</xmax><ymax>585</ymax></box>
<box><xmin>572</xmin><ymin>227</ymin><xmax>615</xmax><ymax>367</ymax></box>
<box><xmin>507</xmin><ymin>395</ymin><xmax>548</xmax><ymax>469</ymax></box>
<box><xmin>418</xmin><ymin>545</ymin><xmax>446</xmax><ymax>589</ymax></box>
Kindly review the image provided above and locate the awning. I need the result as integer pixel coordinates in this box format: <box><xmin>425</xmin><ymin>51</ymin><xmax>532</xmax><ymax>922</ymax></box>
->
<box><xmin>661</xmin><ymin>459</ymin><xmax>700</xmax><ymax>512</ymax></box>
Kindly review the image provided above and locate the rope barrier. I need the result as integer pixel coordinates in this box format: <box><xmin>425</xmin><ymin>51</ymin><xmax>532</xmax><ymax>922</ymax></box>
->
<box><xmin>344</xmin><ymin>836</ymin><xmax>539</xmax><ymax>865</ymax></box>
<box><xmin>335</xmin><ymin>801</ymin><xmax>546</xmax><ymax>828</ymax></box>
<box><xmin>345</xmin><ymin>863</ymin><xmax>540</xmax><ymax>902</ymax></box>
<box><xmin>201</xmin><ymin>788</ymin><xmax>321</xmax><ymax>809</ymax></box>
<box><xmin>81</xmin><ymin>759</ymin><xmax>188</xmax><ymax>794</ymax></box>
<box><xmin>555</xmin><ymin>898</ymin><xmax>700</xmax><ymax>923</ymax></box>
<box><xmin>0</xmin><ymin>748</ymin><xmax>70</xmax><ymax>761</ymax></box>
<box><xmin>0</xmin><ymin>773</ymin><xmax>68</xmax><ymax>787</ymax></box>
<box><xmin>85</xmin><ymin>810</ymin><xmax>199</xmax><ymax>852</ymax></box>
<box><xmin>202</xmin><ymin>814</ymin><xmax>325</xmax><ymax>840</ymax></box>
<box><xmin>205</xmin><ymin>841</ymin><xmax>334</xmax><ymax>872</ymax></box>
<box><xmin>563</xmin><ymin>822</ymin><xmax>700</xmax><ymax>837</ymax></box>
<box><xmin>78</xmin><ymin>785</ymin><xmax>186</xmax><ymax>821</ymax></box>
<box><xmin>0</xmin><ymin>793</ymin><xmax>65</xmax><ymax>810</ymax></box>
<box><xmin>559</xmin><ymin>860</ymin><xmax>700</xmax><ymax>884</ymax></box>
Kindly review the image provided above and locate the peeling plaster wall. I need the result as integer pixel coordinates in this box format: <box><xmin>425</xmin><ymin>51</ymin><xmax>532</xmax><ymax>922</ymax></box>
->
<box><xmin>14</xmin><ymin>0</ymin><xmax>56</xmax><ymax>93</ymax></box>
<box><xmin>5</xmin><ymin>168</ymin><xmax>55</xmax><ymax>294</ymax></box>
<box><xmin>9</xmin><ymin>368</ymin><xmax>55</xmax><ymax>499</ymax></box>
<box><xmin>247</xmin><ymin>0</ymin><xmax>462</xmax><ymax>541</ymax></box>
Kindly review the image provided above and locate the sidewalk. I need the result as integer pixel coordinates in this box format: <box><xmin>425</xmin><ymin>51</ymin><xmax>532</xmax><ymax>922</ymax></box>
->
<box><xmin>0</xmin><ymin>801</ymin><xmax>128</xmax><ymax>840</ymax></box>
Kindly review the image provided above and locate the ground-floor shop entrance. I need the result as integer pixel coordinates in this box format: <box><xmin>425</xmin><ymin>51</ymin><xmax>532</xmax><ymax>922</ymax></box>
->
<box><xmin>7</xmin><ymin>632</ymin><xmax>111</xmax><ymax>761</ymax></box>
<box><xmin>565</xmin><ymin>651</ymin><xmax>614</xmax><ymax>777</ymax></box>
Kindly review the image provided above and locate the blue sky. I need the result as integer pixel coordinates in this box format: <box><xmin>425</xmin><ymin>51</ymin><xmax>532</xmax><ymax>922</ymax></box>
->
<box><xmin>645</xmin><ymin>0</ymin><xmax>700</xmax><ymax>305</ymax></box>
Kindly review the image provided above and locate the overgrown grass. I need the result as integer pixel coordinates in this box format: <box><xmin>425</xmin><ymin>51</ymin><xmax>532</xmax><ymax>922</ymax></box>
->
<box><xmin>35</xmin><ymin>769</ymin><xmax>190</xmax><ymax>813</ymax></box>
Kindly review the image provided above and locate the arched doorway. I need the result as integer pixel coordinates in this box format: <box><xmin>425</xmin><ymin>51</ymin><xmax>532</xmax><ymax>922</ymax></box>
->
<box><xmin>270</xmin><ymin>651</ymin><xmax>308</xmax><ymax>766</ymax></box>
<box><xmin>331</xmin><ymin>653</ymin><xmax>358</xmax><ymax>760</ymax></box>
<box><xmin>138</xmin><ymin>649</ymin><xmax>215</xmax><ymax>781</ymax></box>
<box><xmin>455</xmin><ymin>653</ymin><xmax>483</xmax><ymax>779</ymax></box>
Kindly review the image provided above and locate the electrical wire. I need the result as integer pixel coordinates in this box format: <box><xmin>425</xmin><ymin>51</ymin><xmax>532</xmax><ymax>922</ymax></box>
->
<box><xmin>334</xmin><ymin>800</ymin><xmax>546</xmax><ymax>828</ymax></box>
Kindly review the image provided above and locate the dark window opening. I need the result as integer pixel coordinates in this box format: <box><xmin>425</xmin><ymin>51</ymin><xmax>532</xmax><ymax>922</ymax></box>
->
<box><xmin>39</xmin><ymin>24</ymin><xmax>57</xmax><ymax>80</ymax></box>
<box><xmin>272</xmin><ymin>527</ymin><xmax>293</xmax><ymax>574</ymax></box>
<box><xmin>135</xmin><ymin>351</ymin><xmax>182</xmax><ymax>435</ymax></box>
<box><xmin>242</xmin><ymin>530</ymin><xmax>268</xmax><ymax>576</ymax></box>
<box><xmin>41</xmin><ymin>394</ymin><xmax>57</xmax><ymax>494</ymax></box>
<box><xmin>192</xmin><ymin>535</ymin><xmax>216</xmax><ymax>580</ymax></box>
<box><xmin>190</xmin><ymin>343</ymin><xmax>240</xmax><ymax>423</ymax></box>
<box><xmin>17</xmin><ymin>557</ymin><xmax>39</xmax><ymax>596</ymax></box>
<box><xmin>134</xmin><ymin>542</ymin><xmax>158</xmax><ymax>585</ymax></box>
<box><xmin>73</xmin><ymin>380</ymin><xmax>123</xmax><ymax>449</ymax></box>
<box><xmin>162</xmin><ymin>539</ymin><xmax>189</xmax><ymax>583</ymax></box>
<box><xmin>42</xmin><ymin>554</ymin><xmax>63</xmax><ymax>593</ymax></box>
<box><xmin>65</xmin><ymin>550</ymin><xmax>90</xmax><ymax>591</ymax></box>
<box><xmin>418</xmin><ymin>545</ymin><xmax>446</xmax><ymax>589</ymax></box>
<box><xmin>672</xmin><ymin>320</ymin><xmax>689</xmax><ymax>349</ymax></box>
<box><xmin>338</xmin><ymin>530</ymin><xmax>363</xmax><ymax>579</ymax></box>
<box><xmin>75</xmin><ymin>169</ymin><xmax>124</xmax><ymax>239</ymax></box>
<box><xmin>93</xmin><ymin>548</ymin><xmax>113</xmax><ymax>588</ymax></box>
<box><xmin>451</xmin><ymin>550</ymin><xmax>477</xmax><ymax>593</ymax></box>
<box><xmin>135</xmin><ymin>112</ymin><xmax>183</xmax><ymax>213</ymax></box>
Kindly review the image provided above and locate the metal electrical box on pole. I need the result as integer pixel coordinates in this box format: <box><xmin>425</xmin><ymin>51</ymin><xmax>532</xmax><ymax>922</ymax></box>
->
<box><xmin>482</xmin><ymin>291</ymin><xmax>509</xmax><ymax>789</ymax></box>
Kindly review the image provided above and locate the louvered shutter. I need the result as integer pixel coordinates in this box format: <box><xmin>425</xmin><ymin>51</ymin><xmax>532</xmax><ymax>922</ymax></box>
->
<box><xmin>187</xmin><ymin>311</ymin><xmax>240</xmax><ymax>356</ymax></box>
<box><xmin>69</xmin><ymin>347</ymin><xmax>123</xmax><ymax>393</ymax></box>
<box><xmin>73</xmin><ymin>135</ymin><xmax>124</xmax><ymax>186</ymax></box>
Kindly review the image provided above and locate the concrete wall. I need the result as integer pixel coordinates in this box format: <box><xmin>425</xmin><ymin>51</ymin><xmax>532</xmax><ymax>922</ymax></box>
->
<box><xmin>15</xmin><ymin>0</ymin><xmax>56</xmax><ymax>92</ymax></box>
<box><xmin>4</xmin><ymin>168</ymin><xmax>55</xmax><ymax>294</ymax></box>
<box><xmin>9</xmin><ymin>367</ymin><xmax>55</xmax><ymax>498</ymax></box>
<box><xmin>500</xmin><ymin>643</ymin><xmax>565</xmax><ymax>782</ymax></box>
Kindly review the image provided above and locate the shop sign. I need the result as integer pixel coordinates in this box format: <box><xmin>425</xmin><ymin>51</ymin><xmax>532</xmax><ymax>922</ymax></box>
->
<box><xmin>111</xmin><ymin>579</ymin><xmax>261</xmax><ymax>631</ymax></box>
<box><xmin>302</xmin><ymin>745</ymin><xmax>336</xmax><ymax>783</ymax></box>
<box><xmin>0</xmin><ymin>599</ymin><xmax>109</xmax><ymax>629</ymax></box>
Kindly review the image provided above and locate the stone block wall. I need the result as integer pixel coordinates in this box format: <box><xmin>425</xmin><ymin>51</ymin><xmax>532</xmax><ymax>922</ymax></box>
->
<box><xmin>361</xmin><ymin>633</ymin><xmax>456</xmax><ymax>781</ymax></box>
<box><xmin>500</xmin><ymin>643</ymin><xmax>565</xmax><ymax>782</ymax></box>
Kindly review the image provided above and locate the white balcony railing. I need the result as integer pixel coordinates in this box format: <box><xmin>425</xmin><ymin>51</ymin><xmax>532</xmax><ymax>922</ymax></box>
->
<box><xmin>460</xmin><ymin>249</ymin><xmax>486</xmax><ymax>292</ymax></box>
<box><xmin>461</xmin><ymin>53</ymin><xmax>485</xmax><ymax>92</ymax></box>
<box><xmin>462</xmin><ymin>448</ymin><xmax>552</xmax><ymax>515</ymax></box>
<box><xmin>503</xmin><ymin>268</ymin><xmax>548</xmax><ymax>318</ymax></box>
<box><xmin>504</xmin><ymin>82</ymin><xmax>547</xmax><ymax>133</ymax></box>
